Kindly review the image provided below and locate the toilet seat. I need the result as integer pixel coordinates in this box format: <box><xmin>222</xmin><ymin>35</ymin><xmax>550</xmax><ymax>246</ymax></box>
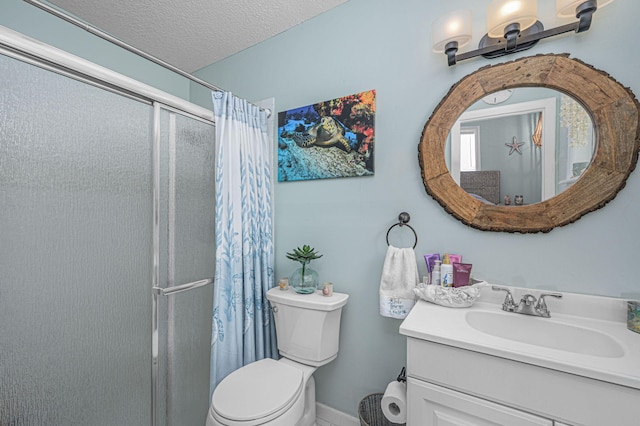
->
<box><xmin>211</xmin><ymin>358</ymin><xmax>304</xmax><ymax>425</ymax></box>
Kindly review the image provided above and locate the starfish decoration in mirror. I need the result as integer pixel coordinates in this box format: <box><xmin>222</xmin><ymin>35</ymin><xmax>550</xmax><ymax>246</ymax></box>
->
<box><xmin>505</xmin><ymin>136</ymin><xmax>524</xmax><ymax>155</ymax></box>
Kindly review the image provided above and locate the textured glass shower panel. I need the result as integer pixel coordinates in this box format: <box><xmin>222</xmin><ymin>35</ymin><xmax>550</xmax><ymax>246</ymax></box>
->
<box><xmin>0</xmin><ymin>54</ymin><xmax>153</xmax><ymax>425</ymax></box>
<box><xmin>159</xmin><ymin>110</ymin><xmax>215</xmax><ymax>425</ymax></box>
<box><xmin>172</xmin><ymin>113</ymin><xmax>215</xmax><ymax>287</ymax></box>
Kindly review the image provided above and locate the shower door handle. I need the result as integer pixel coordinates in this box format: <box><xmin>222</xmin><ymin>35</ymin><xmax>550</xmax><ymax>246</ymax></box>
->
<box><xmin>153</xmin><ymin>278</ymin><xmax>213</xmax><ymax>296</ymax></box>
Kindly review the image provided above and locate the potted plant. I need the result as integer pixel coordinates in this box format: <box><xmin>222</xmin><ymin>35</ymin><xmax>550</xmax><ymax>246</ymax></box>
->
<box><xmin>286</xmin><ymin>245</ymin><xmax>323</xmax><ymax>294</ymax></box>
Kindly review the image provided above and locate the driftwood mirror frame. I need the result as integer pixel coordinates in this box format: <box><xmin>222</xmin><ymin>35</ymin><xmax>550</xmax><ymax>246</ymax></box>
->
<box><xmin>419</xmin><ymin>54</ymin><xmax>640</xmax><ymax>233</ymax></box>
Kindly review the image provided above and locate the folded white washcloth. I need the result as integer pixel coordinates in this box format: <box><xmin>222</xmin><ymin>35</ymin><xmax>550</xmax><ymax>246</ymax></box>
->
<box><xmin>379</xmin><ymin>245</ymin><xmax>419</xmax><ymax>319</ymax></box>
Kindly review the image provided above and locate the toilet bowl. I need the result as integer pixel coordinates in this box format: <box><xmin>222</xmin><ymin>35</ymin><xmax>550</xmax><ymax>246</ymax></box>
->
<box><xmin>206</xmin><ymin>358</ymin><xmax>316</xmax><ymax>426</ymax></box>
<box><xmin>207</xmin><ymin>288</ymin><xmax>349</xmax><ymax>426</ymax></box>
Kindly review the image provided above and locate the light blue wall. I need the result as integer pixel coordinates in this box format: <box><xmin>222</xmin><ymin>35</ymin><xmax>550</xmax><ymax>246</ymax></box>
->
<box><xmin>1</xmin><ymin>0</ymin><xmax>191</xmax><ymax>100</ymax></box>
<box><xmin>194</xmin><ymin>0</ymin><xmax>640</xmax><ymax>416</ymax></box>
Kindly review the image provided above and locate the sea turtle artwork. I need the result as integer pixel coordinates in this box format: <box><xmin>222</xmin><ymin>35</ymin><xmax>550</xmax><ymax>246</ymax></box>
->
<box><xmin>291</xmin><ymin>116</ymin><xmax>352</xmax><ymax>152</ymax></box>
<box><xmin>278</xmin><ymin>89</ymin><xmax>376</xmax><ymax>182</ymax></box>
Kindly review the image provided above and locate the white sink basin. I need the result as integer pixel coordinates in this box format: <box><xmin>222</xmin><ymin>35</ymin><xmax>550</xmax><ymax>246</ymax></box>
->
<box><xmin>465</xmin><ymin>310</ymin><xmax>625</xmax><ymax>358</ymax></box>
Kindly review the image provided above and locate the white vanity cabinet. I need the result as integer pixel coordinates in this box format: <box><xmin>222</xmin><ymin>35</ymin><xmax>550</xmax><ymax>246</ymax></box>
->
<box><xmin>407</xmin><ymin>378</ymin><xmax>552</xmax><ymax>426</ymax></box>
<box><xmin>400</xmin><ymin>298</ymin><xmax>640</xmax><ymax>426</ymax></box>
<box><xmin>404</xmin><ymin>337</ymin><xmax>640</xmax><ymax>426</ymax></box>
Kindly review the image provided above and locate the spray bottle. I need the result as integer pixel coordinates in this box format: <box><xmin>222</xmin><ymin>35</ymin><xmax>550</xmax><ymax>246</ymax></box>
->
<box><xmin>441</xmin><ymin>253</ymin><xmax>454</xmax><ymax>287</ymax></box>
<box><xmin>431</xmin><ymin>260</ymin><xmax>442</xmax><ymax>286</ymax></box>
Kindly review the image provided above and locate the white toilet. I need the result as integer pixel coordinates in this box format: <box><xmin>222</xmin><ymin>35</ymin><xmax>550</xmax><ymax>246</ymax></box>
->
<box><xmin>206</xmin><ymin>286</ymin><xmax>349</xmax><ymax>426</ymax></box>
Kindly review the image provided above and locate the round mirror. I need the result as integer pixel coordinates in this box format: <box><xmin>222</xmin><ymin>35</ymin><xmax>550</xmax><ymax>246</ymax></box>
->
<box><xmin>448</xmin><ymin>88</ymin><xmax>594</xmax><ymax>206</ymax></box>
<box><xmin>419</xmin><ymin>54</ymin><xmax>640</xmax><ymax>233</ymax></box>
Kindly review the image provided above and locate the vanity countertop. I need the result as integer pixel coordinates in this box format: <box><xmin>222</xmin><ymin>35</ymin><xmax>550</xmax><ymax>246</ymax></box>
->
<box><xmin>399</xmin><ymin>289</ymin><xmax>640</xmax><ymax>390</ymax></box>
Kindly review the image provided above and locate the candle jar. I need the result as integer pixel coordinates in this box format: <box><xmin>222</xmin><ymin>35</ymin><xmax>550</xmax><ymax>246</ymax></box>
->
<box><xmin>514</xmin><ymin>195</ymin><xmax>524</xmax><ymax>205</ymax></box>
<box><xmin>279</xmin><ymin>278</ymin><xmax>289</xmax><ymax>291</ymax></box>
<box><xmin>322</xmin><ymin>282</ymin><xmax>333</xmax><ymax>297</ymax></box>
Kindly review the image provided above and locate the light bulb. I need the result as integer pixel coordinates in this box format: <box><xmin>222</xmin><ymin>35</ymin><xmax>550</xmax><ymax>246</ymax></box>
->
<box><xmin>556</xmin><ymin>0</ymin><xmax>615</xmax><ymax>18</ymax></box>
<box><xmin>487</xmin><ymin>0</ymin><xmax>538</xmax><ymax>38</ymax></box>
<box><xmin>432</xmin><ymin>10</ymin><xmax>473</xmax><ymax>53</ymax></box>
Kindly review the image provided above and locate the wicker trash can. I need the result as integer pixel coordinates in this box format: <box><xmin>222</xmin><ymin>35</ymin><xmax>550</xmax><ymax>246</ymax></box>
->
<box><xmin>358</xmin><ymin>393</ymin><xmax>406</xmax><ymax>426</ymax></box>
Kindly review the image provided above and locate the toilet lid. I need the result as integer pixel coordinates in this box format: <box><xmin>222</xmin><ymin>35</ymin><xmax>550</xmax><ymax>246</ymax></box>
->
<box><xmin>212</xmin><ymin>358</ymin><xmax>304</xmax><ymax>422</ymax></box>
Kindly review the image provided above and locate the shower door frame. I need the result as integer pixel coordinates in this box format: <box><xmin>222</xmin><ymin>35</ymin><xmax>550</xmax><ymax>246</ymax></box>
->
<box><xmin>151</xmin><ymin>103</ymin><xmax>216</xmax><ymax>426</ymax></box>
<box><xmin>0</xmin><ymin>25</ymin><xmax>215</xmax><ymax>426</ymax></box>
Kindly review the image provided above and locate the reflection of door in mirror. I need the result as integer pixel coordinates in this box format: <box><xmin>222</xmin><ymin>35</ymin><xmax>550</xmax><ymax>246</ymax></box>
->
<box><xmin>450</xmin><ymin>96</ymin><xmax>556</xmax><ymax>204</ymax></box>
<box><xmin>449</xmin><ymin>89</ymin><xmax>595</xmax><ymax>205</ymax></box>
<box><xmin>464</xmin><ymin>113</ymin><xmax>543</xmax><ymax>204</ymax></box>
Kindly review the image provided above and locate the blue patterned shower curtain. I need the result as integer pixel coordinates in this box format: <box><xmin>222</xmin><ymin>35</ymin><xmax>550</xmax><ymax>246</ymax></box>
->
<box><xmin>210</xmin><ymin>91</ymin><xmax>277</xmax><ymax>394</ymax></box>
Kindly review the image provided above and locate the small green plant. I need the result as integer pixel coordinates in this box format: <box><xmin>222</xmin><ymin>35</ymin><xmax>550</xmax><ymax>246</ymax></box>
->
<box><xmin>286</xmin><ymin>245</ymin><xmax>323</xmax><ymax>284</ymax></box>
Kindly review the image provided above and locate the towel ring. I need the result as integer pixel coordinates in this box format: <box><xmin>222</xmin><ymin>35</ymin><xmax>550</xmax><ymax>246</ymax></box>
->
<box><xmin>385</xmin><ymin>212</ymin><xmax>418</xmax><ymax>249</ymax></box>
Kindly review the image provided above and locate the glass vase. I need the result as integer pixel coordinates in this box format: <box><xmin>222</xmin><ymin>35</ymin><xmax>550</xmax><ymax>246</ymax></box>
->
<box><xmin>289</xmin><ymin>266</ymin><xmax>319</xmax><ymax>294</ymax></box>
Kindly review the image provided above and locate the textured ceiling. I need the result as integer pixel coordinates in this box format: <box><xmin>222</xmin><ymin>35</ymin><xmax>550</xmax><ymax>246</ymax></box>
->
<box><xmin>45</xmin><ymin>0</ymin><xmax>350</xmax><ymax>72</ymax></box>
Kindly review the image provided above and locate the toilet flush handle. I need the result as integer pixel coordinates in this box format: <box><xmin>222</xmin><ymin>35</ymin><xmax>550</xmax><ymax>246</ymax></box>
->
<box><xmin>272</xmin><ymin>305</ymin><xmax>278</xmax><ymax>313</ymax></box>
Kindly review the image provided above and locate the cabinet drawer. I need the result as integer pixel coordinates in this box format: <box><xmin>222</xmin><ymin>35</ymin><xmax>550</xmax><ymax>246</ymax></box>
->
<box><xmin>407</xmin><ymin>378</ymin><xmax>552</xmax><ymax>426</ymax></box>
<box><xmin>406</xmin><ymin>338</ymin><xmax>640</xmax><ymax>426</ymax></box>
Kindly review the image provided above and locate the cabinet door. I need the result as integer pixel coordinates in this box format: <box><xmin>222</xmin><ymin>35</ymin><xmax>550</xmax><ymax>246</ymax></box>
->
<box><xmin>407</xmin><ymin>378</ymin><xmax>553</xmax><ymax>426</ymax></box>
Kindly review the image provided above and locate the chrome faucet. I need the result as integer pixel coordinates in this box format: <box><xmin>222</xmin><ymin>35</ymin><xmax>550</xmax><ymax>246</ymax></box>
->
<box><xmin>492</xmin><ymin>286</ymin><xmax>562</xmax><ymax>318</ymax></box>
<box><xmin>515</xmin><ymin>294</ymin><xmax>539</xmax><ymax>316</ymax></box>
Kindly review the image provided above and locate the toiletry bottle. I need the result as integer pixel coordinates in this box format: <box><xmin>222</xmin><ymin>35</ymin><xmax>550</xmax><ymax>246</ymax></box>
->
<box><xmin>431</xmin><ymin>260</ymin><xmax>441</xmax><ymax>286</ymax></box>
<box><xmin>441</xmin><ymin>254</ymin><xmax>454</xmax><ymax>287</ymax></box>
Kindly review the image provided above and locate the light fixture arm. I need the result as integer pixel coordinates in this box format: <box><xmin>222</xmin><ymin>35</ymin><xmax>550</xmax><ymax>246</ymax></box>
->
<box><xmin>445</xmin><ymin>41</ymin><xmax>459</xmax><ymax>66</ymax></box>
<box><xmin>444</xmin><ymin>0</ymin><xmax>604</xmax><ymax>66</ymax></box>
<box><xmin>576</xmin><ymin>0</ymin><xmax>597</xmax><ymax>32</ymax></box>
<box><xmin>503</xmin><ymin>23</ymin><xmax>522</xmax><ymax>50</ymax></box>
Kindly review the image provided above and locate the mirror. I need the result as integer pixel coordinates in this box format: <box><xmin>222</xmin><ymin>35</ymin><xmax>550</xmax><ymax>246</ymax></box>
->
<box><xmin>448</xmin><ymin>88</ymin><xmax>594</xmax><ymax>205</ymax></box>
<box><xmin>419</xmin><ymin>54</ymin><xmax>640</xmax><ymax>233</ymax></box>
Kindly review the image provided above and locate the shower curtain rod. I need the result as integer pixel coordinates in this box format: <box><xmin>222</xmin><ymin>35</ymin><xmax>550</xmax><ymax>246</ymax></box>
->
<box><xmin>22</xmin><ymin>0</ymin><xmax>271</xmax><ymax>116</ymax></box>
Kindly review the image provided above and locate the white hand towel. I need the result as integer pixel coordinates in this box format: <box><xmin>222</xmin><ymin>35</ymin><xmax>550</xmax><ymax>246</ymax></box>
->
<box><xmin>379</xmin><ymin>245</ymin><xmax>419</xmax><ymax>319</ymax></box>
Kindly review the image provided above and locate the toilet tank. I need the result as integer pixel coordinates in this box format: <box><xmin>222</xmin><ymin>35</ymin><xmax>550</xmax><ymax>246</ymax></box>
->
<box><xmin>266</xmin><ymin>287</ymin><xmax>349</xmax><ymax>367</ymax></box>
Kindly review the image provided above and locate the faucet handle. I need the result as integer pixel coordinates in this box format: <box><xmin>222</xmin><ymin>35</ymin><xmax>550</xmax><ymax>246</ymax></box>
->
<box><xmin>535</xmin><ymin>292</ymin><xmax>563</xmax><ymax>317</ymax></box>
<box><xmin>492</xmin><ymin>286</ymin><xmax>516</xmax><ymax>312</ymax></box>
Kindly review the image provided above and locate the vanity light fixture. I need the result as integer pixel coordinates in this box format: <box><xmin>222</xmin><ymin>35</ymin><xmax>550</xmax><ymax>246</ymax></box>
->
<box><xmin>432</xmin><ymin>0</ymin><xmax>615</xmax><ymax>66</ymax></box>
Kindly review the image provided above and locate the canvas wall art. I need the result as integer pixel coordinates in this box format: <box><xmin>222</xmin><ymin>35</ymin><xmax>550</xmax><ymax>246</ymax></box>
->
<box><xmin>277</xmin><ymin>89</ymin><xmax>375</xmax><ymax>182</ymax></box>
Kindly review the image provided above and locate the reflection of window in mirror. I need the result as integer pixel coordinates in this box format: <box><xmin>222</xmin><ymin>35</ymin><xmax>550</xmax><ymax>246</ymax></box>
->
<box><xmin>557</xmin><ymin>94</ymin><xmax>595</xmax><ymax>193</ymax></box>
<box><xmin>460</xmin><ymin>126</ymin><xmax>480</xmax><ymax>172</ymax></box>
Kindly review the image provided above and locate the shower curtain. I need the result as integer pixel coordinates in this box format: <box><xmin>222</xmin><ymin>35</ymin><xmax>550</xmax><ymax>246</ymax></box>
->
<box><xmin>210</xmin><ymin>91</ymin><xmax>277</xmax><ymax>393</ymax></box>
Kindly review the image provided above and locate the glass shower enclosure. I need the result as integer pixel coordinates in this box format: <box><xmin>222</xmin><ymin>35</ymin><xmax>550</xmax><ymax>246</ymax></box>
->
<box><xmin>0</xmin><ymin>27</ymin><xmax>214</xmax><ymax>425</ymax></box>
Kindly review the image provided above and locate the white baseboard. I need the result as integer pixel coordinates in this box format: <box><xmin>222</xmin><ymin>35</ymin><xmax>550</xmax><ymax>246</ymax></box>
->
<box><xmin>316</xmin><ymin>402</ymin><xmax>360</xmax><ymax>426</ymax></box>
